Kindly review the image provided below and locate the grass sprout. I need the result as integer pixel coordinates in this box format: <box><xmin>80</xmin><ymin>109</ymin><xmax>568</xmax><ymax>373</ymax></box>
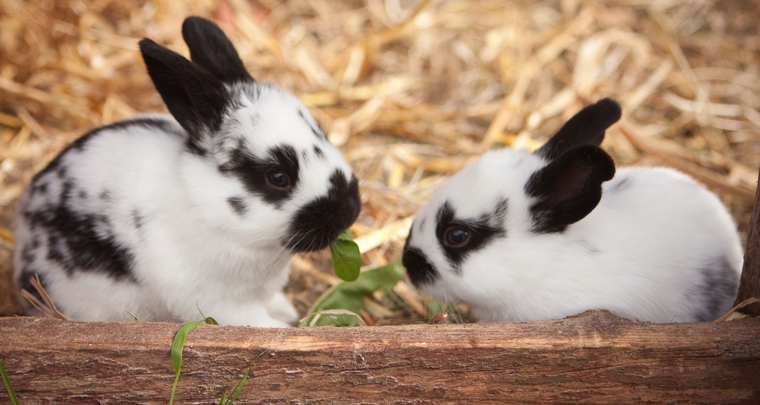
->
<box><xmin>218</xmin><ymin>351</ymin><xmax>267</xmax><ymax>405</ymax></box>
<box><xmin>0</xmin><ymin>357</ymin><xmax>20</xmax><ymax>405</ymax></box>
<box><xmin>169</xmin><ymin>312</ymin><xmax>218</xmax><ymax>405</ymax></box>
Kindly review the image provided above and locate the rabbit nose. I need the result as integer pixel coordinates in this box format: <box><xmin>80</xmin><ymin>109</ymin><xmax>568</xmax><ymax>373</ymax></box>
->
<box><xmin>284</xmin><ymin>171</ymin><xmax>361</xmax><ymax>252</ymax></box>
<box><xmin>402</xmin><ymin>247</ymin><xmax>439</xmax><ymax>286</ymax></box>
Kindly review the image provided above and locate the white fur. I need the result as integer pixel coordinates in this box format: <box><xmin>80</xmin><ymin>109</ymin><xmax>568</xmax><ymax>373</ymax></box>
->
<box><xmin>407</xmin><ymin>148</ymin><xmax>743</xmax><ymax>323</ymax></box>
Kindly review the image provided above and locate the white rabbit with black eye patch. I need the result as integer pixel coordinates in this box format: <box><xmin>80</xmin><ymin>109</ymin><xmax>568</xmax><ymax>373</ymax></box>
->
<box><xmin>13</xmin><ymin>17</ymin><xmax>361</xmax><ymax>327</ymax></box>
<box><xmin>402</xmin><ymin>99</ymin><xmax>743</xmax><ymax>323</ymax></box>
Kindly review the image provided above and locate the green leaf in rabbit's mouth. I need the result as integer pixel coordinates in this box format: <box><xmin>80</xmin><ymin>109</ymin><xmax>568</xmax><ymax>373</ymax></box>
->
<box><xmin>330</xmin><ymin>228</ymin><xmax>361</xmax><ymax>282</ymax></box>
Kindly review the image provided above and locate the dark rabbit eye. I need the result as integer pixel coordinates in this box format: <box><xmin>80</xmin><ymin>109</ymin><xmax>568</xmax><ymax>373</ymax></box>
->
<box><xmin>266</xmin><ymin>170</ymin><xmax>291</xmax><ymax>189</ymax></box>
<box><xmin>443</xmin><ymin>226</ymin><xmax>471</xmax><ymax>248</ymax></box>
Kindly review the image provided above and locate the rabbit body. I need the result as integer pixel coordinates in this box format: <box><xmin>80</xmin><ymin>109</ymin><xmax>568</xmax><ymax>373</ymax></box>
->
<box><xmin>13</xmin><ymin>18</ymin><xmax>361</xmax><ymax>327</ymax></box>
<box><xmin>402</xmin><ymin>99</ymin><xmax>742</xmax><ymax>323</ymax></box>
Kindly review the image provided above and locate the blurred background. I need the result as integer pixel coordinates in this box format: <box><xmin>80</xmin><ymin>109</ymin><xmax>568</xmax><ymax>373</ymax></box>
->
<box><xmin>1</xmin><ymin>0</ymin><xmax>759</xmax><ymax>323</ymax></box>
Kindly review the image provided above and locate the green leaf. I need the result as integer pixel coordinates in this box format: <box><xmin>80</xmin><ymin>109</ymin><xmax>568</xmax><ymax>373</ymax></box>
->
<box><xmin>169</xmin><ymin>320</ymin><xmax>205</xmax><ymax>405</ymax></box>
<box><xmin>300</xmin><ymin>309</ymin><xmax>367</xmax><ymax>327</ymax></box>
<box><xmin>298</xmin><ymin>260</ymin><xmax>405</xmax><ymax>327</ymax></box>
<box><xmin>330</xmin><ymin>229</ymin><xmax>361</xmax><ymax>282</ymax></box>
<box><xmin>0</xmin><ymin>357</ymin><xmax>20</xmax><ymax>405</ymax></box>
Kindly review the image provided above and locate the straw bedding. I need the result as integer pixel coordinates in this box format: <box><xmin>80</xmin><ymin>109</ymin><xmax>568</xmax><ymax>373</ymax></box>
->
<box><xmin>1</xmin><ymin>0</ymin><xmax>759</xmax><ymax>323</ymax></box>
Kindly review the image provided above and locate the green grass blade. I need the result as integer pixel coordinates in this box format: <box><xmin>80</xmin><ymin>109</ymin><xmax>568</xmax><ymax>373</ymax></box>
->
<box><xmin>224</xmin><ymin>368</ymin><xmax>250</xmax><ymax>404</ymax></box>
<box><xmin>0</xmin><ymin>357</ymin><xmax>20</xmax><ymax>405</ymax></box>
<box><xmin>169</xmin><ymin>320</ymin><xmax>204</xmax><ymax>405</ymax></box>
<box><xmin>216</xmin><ymin>351</ymin><xmax>267</xmax><ymax>405</ymax></box>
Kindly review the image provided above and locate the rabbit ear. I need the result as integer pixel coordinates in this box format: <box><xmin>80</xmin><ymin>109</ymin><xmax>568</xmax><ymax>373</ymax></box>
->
<box><xmin>535</xmin><ymin>98</ymin><xmax>621</xmax><ymax>160</ymax></box>
<box><xmin>525</xmin><ymin>145</ymin><xmax>615</xmax><ymax>233</ymax></box>
<box><xmin>139</xmin><ymin>38</ymin><xmax>229</xmax><ymax>146</ymax></box>
<box><xmin>182</xmin><ymin>16</ymin><xmax>254</xmax><ymax>84</ymax></box>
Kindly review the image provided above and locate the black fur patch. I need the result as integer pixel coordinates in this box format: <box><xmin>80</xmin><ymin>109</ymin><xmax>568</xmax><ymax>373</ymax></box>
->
<box><xmin>132</xmin><ymin>210</ymin><xmax>144</xmax><ymax>229</ymax></box>
<box><xmin>299</xmin><ymin>110</ymin><xmax>327</xmax><ymax>141</ymax></box>
<box><xmin>435</xmin><ymin>200</ymin><xmax>507</xmax><ymax>272</ymax></box>
<box><xmin>577</xmin><ymin>239</ymin><xmax>600</xmax><ymax>254</ymax></box>
<box><xmin>219</xmin><ymin>145</ymin><xmax>301</xmax><ymax>208</ymax></box>
<box><xmin>694</xmin><ymin>257</ymin><xmax>739</xmax><ymax>322</ymax></box>
<box><xmin>32</xmin><ymin>183</ymin><xmax>48</xmax><ymax>196</ymax></box>
<box><xmin>99</xmin><ymin>190</ymin><xmax>112</xmax><ymax>201</ymax></box>
<box><xmin>535</xmin><ymin>98</ymin><xmax>621</xmax><ymax>160</ymax></box>
<box><xmin>402</xmin><ymin>230</ymin><xmax>440</xmax><ymax>286</ymax></box>
<box><xmin>227</xmin><ymin>197</ymin><xmax>247</xmax><ymax>215</ymax></box>
<box><xmin>285</xmin><ymin>171</ymin><xmax>361</xmax><ymax>252</ymax></box>
<box><xmin>313</xmin><ymin>145</ymin><xmax>324</xmax><ymax>159</ymax></box>
<box><xmin>24</xmin><ymin>179</ymin><xmax>135</xmax><ymax>281</ymax></box>
<box><xmin>525</xmin><ymin>145</ymin><xmax>615</xmax><ymax>234</ymax></box>
<box><xmin>607</xmin><ymin>177</ymin><xmax>631</xmax><ymax>194</ymax></box>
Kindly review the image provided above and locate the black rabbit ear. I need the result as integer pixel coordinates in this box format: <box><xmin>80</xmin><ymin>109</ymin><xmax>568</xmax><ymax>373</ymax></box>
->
<box><xmin>139</xmin><ymin>38</ymin><xmax>230</xmax><ymax>148</ymax></box>
<box><xmin>182</xmin><ymin>16</ymin><xmax>253</xmax><ymax>84</ymax></box>
<box><xmin>525</xmin><ymin>145</ymin><xmax>615</xmax><ymax>233</ymax></box>
<box><xmin>535</xmin><ymin>98</ymin><xmax>621</xmax><ymax>161</ymax></box>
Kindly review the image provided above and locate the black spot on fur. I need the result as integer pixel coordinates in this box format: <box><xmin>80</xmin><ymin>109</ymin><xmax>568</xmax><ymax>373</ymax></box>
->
<box><xmin>607</xmin><ymin>177</ymin><xmax>631</xmax><ymax>194</ymax></box>
<box><xmin>299</xmin><ymin>110</ymin><xmax>327</xmax><ymax>141</ymax></box>
<box><xmin>26</xmin><ymin>202</ymin><xmax>135</xmax><ymax>281</ymax></box>
<box><xmin>100</xmin><ymin>190</ymin><xmax>112</xmax><ymax>201</ymax></box>
<box><xmin>132</xmin><ymin>210</ymin><xmax>144</xmax><ymax>229</ymax></box>
<box><xmin>285</xmin><ymin>171</ymin><xmax>361</xmax><ymax>252</ymax></box>
<box><xmin>313</xmin><ymin>145</ymin><xmax>324</xmax><ymax>159</ymax></box>
<box><xmin>79</xmin><ymin>190</ymin><xmax>88</xmax><ymax>199</ymax></box>
<box><xmin>525</xmin><ymin>146</ymin><xmax>615</xmax><ymax>234</ymax></box>
<box><xmin>402</xmin><ymin>231</ymin><xmax>440</xmax><ymax>286</ymax></box>
<box><xmin>32</xmin><ymin>183</ymin><xmax>48</xmax><ymax>196</ymax></box>
<box><xmin>694</xmin><ymin>257</ymin><xmax>739</xmax><ymax>322</ymax></box>
<box><xmin>435</xmin><ymin>200</ymin><xmax>507</xmax><ymax>273</ymax></box>
<box><xmin>227</xmin><ymin>197</ymin><xmax>247</xmax><ymax>215</ymax></box>
<box><xmin>219</xmin><ymin>145</ymin><xmax>301</xmax><ymax>208</ymax></box>
<box><xmin>577</xmin><ymin>239</ymin><xmax>600</xmax><ymax>254</ymax></box>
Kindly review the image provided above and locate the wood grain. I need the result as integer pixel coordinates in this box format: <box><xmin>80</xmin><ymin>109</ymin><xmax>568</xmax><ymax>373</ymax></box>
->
<box><xmin>1</xmin><ymin>310</ymin><xmax>759</xmax><ymax>404</ymax></box>
<box><xmin>736</xmin><ymin>168</ymin><xmax>760</xmax><ymax>316</ymax></box>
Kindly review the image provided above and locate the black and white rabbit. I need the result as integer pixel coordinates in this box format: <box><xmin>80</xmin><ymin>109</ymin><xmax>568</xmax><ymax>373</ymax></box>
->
<box><xmin>13</xmin><ymin>17</ymin><xmax>361</xmax><ymax>327</ymax></box>
<box><xmin>402</xmin><ymin>99</ymin><xmax>743</xmax><ymax>323</ymax></box>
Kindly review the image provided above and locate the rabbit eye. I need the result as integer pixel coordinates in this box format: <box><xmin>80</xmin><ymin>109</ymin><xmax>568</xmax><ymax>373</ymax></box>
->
<box><xmin>266</xmin><ymin>170</ymin><xmax>291</xmax><ymax>190</ymax></box>
<box><xmin>443</xmin><ymin>226</ymin><xmax>471</xmax><ymax>248</ymax></box>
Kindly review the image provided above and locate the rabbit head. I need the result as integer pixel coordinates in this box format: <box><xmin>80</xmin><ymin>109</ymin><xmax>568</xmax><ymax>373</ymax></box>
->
<box><xmin>139</xmin><ymin>17</ymin><xmax>361</xmax><ymax>252</ymax></box>
<box><xmin>402</xmin><ymin>99</ymin><xmax>621</xmax><ymax>320</ymax></box>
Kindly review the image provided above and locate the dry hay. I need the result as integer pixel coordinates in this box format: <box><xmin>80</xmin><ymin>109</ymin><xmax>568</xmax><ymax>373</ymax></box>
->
<box><xmin>1</xmin><ymin>0</ymin><xmax>759</xmax><ymax>323</ymax></box>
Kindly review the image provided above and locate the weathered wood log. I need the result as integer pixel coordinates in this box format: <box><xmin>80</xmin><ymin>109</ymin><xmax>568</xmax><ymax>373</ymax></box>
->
<box><xmin>736</xmin><ymin>168</ymin><xmax>760</xmax><ymax>316</ymax></box>
<box><xmin>1</xmin><ymin>311</ymin><xmax>759</xmax><ymax>404</ymax></box>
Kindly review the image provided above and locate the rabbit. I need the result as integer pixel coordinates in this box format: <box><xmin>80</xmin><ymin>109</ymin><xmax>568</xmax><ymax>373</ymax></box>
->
<box><xmin>402</xmin><ymin>98</ymin><xmax>743</xmax><ymax>323</ymax></box>
<box><xmin>13</xmin><ymin>16</ymin><xmax>361</xmax><ymax>327</ymax></box>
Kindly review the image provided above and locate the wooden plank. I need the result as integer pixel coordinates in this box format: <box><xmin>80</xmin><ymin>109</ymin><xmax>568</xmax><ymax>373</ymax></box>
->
<box><xmin>1</xmin><ymin>311</ymin><xmax>759</xmax><ymax>404</ymax></box>
<box><xmin>736</xmin><ymin>168</ymin><xmax>760</xmax><ymax>316</ymax></box>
